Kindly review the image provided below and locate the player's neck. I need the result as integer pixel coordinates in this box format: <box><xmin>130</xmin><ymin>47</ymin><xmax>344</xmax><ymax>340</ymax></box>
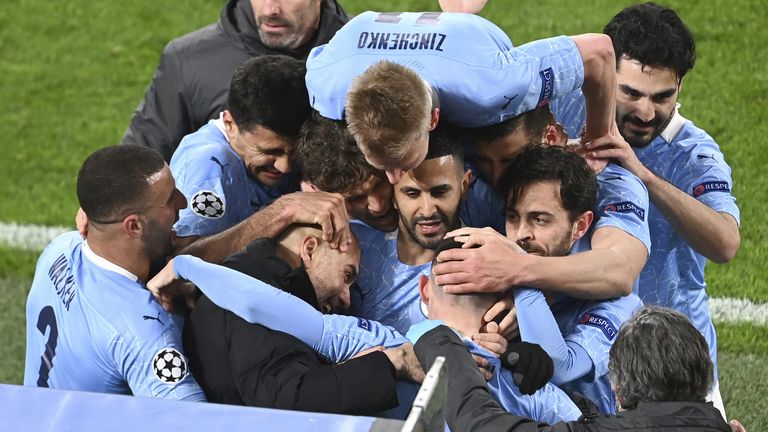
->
<box><xmin>396</xmin><ymin>232</ymin><xmax>434</xmax><ymax>266</ymax></box>
<box><xmin>432</xmin><ymin>307</ymin><xmax>483</xmax><ymax>338</ymax></box>
<box><xmin>86</xmin><ymin>235</ymin><xmax>150</xmax><ymax>282</ymax></box>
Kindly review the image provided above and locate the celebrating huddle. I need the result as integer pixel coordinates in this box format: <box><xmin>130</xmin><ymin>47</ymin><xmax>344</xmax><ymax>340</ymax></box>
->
<box><xmin>24</xmin><ymin>1</ymin><xmax>743</xmax><ymax>431</ymax></box>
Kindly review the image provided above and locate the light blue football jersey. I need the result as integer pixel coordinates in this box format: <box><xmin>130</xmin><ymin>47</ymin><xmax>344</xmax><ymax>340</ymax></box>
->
<box><xmin>593</xmin><ymin>163</ymin><xmax>652</xmax><ymax>258</ymax></box>
<box><xmin>170</xmin><ymin>117</ymin><xmax>299</xmax><ymax>238</ymax></box>
<box><xmin>24</xmin><ymin>232</ymin><xmax>204</xmax><ymax>401</ymax></box>
<box><xmin>515</xmin><ymin>286</ymin><xmax>642</xmax><ymax>415</ymax></box>
<box><xmin>555</xmin><ymin>98</ymin><xmax>740</xmax><ymax>374</ymax></box>
<box><xmin>634</xmin><ymin>109</ymin><xmax>740</xmax><ymax>374</ymax></box>
<box><xmin>351</xmin><ymin>221</ymin><xmax>431</xmax><ymax>335</ymax></box>
<box><xmin>306</xmin><ymin>11</ymin><xmax>584</xmax><ymax>127</ymax></box>
<box><xmin>465</xmin><ymin>339</ymin><xmax>583</xmax><ymax>423</ymax></box>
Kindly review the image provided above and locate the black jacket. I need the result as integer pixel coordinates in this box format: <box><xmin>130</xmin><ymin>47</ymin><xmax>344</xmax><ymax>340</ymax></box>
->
<box><xmin>414</xmin><ymin>326</ymin><xmax>731</xmax><ymax>432</ymax></box>
<box><xmin>121</xmin><ymin>0</ymin><xmax>349</xmax><ymax>160</ymax></box>
<box><xmin>183</xmin><ymin>238</ymin><xmax>398</xmax><ymax>414</ymax></box>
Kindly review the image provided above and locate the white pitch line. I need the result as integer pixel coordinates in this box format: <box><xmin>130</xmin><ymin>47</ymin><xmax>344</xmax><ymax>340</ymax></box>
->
<box><xmin>1</xmin><ymin>221</ymin><xmax>767</xmax><ymax>326</ymax></box>
<box><xmin>709</xmin><ymin>297</ymin><xmax>768</xmax><ymax>326</ymax></box>
<box><xmin>0</xmin><ymin>222</ymin><xmax>71</xmax><ymax>252</ymax></box>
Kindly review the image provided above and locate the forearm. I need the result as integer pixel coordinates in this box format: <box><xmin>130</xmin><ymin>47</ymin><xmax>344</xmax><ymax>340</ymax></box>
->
<box><xmin>515</xmin><ymin>226</ymin><xmax>646</xmax><ymax>299</ymax></box>
<box><xmin>570</xmin><ymin>34</ymin><xmax>616</xmax><ymax>143</ymax></box>
<box><xmin>175</xmin><ymin>200</ymin><xmax>293</xmax><ymax>263</ymax></box>
<box><xmin>514</xmin><ymin>288</ymin><xmax>592</xmax><ymax>384</ymax></box>
<box><xmin>643</xmin><ymin>172</ymin><xmax>740</xmax><ymax>263</ymax></box>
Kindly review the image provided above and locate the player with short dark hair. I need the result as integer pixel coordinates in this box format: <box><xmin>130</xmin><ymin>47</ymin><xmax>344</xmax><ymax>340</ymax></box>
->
<box><xmin>351</xmin><ymin>125</ymin><xmax>472</xmax><ymax>334</ymax></box>
<box><xmin>442</xmin><ymin>145</ymin><xmax>643</xmax><ymax>414</ymax></box>
<box><xmin>24</xmin><ymin>145</ymin><xmax>205</xmax><ymax>400</ymax></box>
<box><xmin>556</xmin><ymin>3</ymin><xmax>740</xmax><ymax>414</ymax></box>
<box><xmin>169</xmin><ymin>55</ymin><xmax>351</xmax><ymax>264</ymax></box>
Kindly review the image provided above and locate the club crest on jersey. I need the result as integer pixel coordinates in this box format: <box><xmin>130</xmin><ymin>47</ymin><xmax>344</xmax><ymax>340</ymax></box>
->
<box><xmin>693</xmin><ymin>181</ymin><xmax>730</xmax><ymax>197</ymax></box>
<box><xmin>602</xmin><ymin>201</ymin><xmax>645</xmax><ymax>221</ymax></box>
<box><xmin>537</xmin><ymin>68</ymin><xmax>554</xmax><ymax>107</ymax></box>
<box><xmin>578</xmin><ymin>313</ymin><xmax>618</xmax><ymax>340</ymax></box>
<box><xmin>191</xmin><ymin>190</ymin><xmax>225</xmax><ymax>219</ymax></box>
<box><xmin>152</xmin><ymin>348</ymin><xmax>189</xmax><ymax>384</ymax></box>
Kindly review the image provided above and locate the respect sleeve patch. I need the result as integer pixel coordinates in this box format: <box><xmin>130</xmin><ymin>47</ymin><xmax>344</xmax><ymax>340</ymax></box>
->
<box><xmin>602</xmin><ymin>201</ymin><xmax>645</xmax><ymax>221</ymax></box>
<box><xmin>693</xmin><ymin>181</ymin><xmax>730</xmax><ymax>197</ymax></box>
<box><xmin>578</xmin><ymin>313</ymin><xmax>618</xmax><ymax>341</ymax></box>
<box><xmin>537</xmin><ymin>68</ymin><xmax>554</xmax><ymax>107</ymax></box>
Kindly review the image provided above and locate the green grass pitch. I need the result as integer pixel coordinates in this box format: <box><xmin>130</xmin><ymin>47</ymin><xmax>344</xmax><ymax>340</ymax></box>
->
<box><xmin>1</xmin><ymin>0</ymin><xmax>766</xmax><ymax>428</ymax></box>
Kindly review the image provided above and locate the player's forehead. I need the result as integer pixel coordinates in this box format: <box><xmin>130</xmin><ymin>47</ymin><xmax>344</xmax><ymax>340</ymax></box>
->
<box><xmin>403</xmin><ymin>155</ymin><xmax>461</xmax><ymax>188</ymax></box>
<box><xmin>509</xmin><ymin>181</ymin><xmax>566</xmax><ymax>213</ymax></box>
<box><xmin>617</xmin><ymin>58</ymin><xmax>679</xmax><ymax>94</ymax></box>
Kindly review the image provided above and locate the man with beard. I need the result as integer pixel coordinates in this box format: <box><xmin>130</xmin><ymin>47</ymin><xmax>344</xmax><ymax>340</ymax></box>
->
<box><xmin>122</xmin><ymin>0</ymin><xmax>350</xmax><ymax>161</ymax></box>
<box><xmin>442</xmin><ymin>105</ymin><xmax>650</xmax><ymax>302</ymax></box>
<box><xmin>180</xmin><ymin>224</ymin><xmax>424</xmax><ymax>413</ymax></box>
<box><xmin>351</xmin><ymin>125</ymin><xmax>472</xmax><ymax>334</ymax></box>
<box><xmin>558</xmin><ymin>3</ymin><xmax>740</xmax><ymax>414</ymax></box>
<box><xmin>448</xmin><ymin>145</ymin><xmax>643</xmax><ymax>414</ymax></box>
<box><xmin>24</xmin><ymin>145</ymin><xmax>205</xmax><ymax>400</ymax></box>
<box><xmin>169</xmin><ymin>56</ymin><xmax>351</xmax><ymax>263</ymax></box>
<box><xmin>296</xmin><ymin>111</ymin><xmax>507</xmax><ymax>235</ymax></box>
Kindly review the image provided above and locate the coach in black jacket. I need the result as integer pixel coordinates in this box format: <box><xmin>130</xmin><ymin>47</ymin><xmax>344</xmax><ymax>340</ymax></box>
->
<box><xmin>183</xmin><ymin>227</ymin><xmax>416</xmax><ymax>414</ymax></box>
<box><xmin>414</xmin><ymin>307</ymin><xmax>734</xmax><ymax>432</ymax></box>
<box><xmin>122</xmin><ymin>0</ymin><xmax>349</xmax><ymax>161</ymax></box>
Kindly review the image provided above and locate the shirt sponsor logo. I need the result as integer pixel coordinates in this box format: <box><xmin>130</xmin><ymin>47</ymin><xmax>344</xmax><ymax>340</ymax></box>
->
<box><xmin>602</xmin><ymin>201</ymin><xmax>645</xmax><ymax>221</ymax></box>
<box><xmin>357</xmin><ymin>32</ymin><xmax>446</xmax><ymax>51</ymax></box>
<box><xmin>537</xmin><ymin>68</ymin><xmax>554</xmax><ymax>107</ymax></box>
<box><xmin>357</xmin><ymin>318</ymin><xmax>372</xmax><ymax>332</ymax></box>
<box><xmin>578</xmin><ymin>313</ymin><xmax>618</xmax><ymax>340</ymax></box>
<box><xmin>693</xmin><ymin>181</ymin><xmax>730</xmax><ymax>197</ymax></box>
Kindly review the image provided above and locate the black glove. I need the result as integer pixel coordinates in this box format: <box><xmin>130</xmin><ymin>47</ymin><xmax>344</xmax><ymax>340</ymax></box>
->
<box><xmin>501</xmin><ymin>341</ymin><xmax>554</xmax><ymax>395</ymax></box>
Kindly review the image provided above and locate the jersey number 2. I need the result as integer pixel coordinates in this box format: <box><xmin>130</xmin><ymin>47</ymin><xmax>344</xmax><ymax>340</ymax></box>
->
<box><xmin>36</xmin><ymin>306</ymin><xmax>58</xmax><ymax>387</ymax></box>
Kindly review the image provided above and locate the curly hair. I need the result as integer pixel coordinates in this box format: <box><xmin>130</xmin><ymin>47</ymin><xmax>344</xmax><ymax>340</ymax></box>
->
<box><xmin>296</xmin><ymin>111</ymin><xmax>383</xmax><ymax>195</ymax></box>
<box><xmin>604</xmin><ymin>2</ymin><xmax>695</xmax><ymax>80</ymax></box>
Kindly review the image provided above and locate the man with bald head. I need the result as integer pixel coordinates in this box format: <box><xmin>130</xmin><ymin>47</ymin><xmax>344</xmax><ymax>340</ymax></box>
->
<box><xmin>182</xmin><ymin>224</ymin><xmax>422</xmax><ymax>412</ymax></box>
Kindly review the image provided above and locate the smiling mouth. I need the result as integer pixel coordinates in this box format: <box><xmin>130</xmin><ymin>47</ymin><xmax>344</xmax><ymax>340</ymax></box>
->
<box><xmin>416</xmin><ymin>220</ymin><xmax>443</xmax><ymax>234</ymax></box>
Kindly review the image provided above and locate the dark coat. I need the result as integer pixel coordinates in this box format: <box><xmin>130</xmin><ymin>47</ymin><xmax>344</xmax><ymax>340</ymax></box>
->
<box><xmin>183</xmin><ymin>239</ymin><xmax>398</xmax><ymax>414</ymax></box>
<box><xmin>414</xmin><ymin>325</ymin><xmax>731</xmax><ymax>432</ymax></box>
<box><xmin>121</xmin><ymin>0</ymin><xmax>349</xmax><ymax>160</ymax></box>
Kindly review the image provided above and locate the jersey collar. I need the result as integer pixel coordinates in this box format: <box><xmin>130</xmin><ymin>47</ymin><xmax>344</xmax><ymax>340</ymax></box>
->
<box><xmin>658</xmin><ymin>103</ymin><xmax>688</xmax><ymax>144</ymax></box>
<box><xmin>82</xmin><ymin>241</ymin><xmax>140</xmax><ymax>282</ymax></box>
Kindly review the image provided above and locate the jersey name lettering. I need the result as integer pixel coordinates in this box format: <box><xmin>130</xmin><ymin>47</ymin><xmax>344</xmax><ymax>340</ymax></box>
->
<box><xmin>48</xmin><ymin>254</ymin><xmax>76</xmax><ymax>311</ymax></box>
<box><xmin>357</xmin><ymin>32</ymin><xmax>447</xmax><ymax>52</ymax></box>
